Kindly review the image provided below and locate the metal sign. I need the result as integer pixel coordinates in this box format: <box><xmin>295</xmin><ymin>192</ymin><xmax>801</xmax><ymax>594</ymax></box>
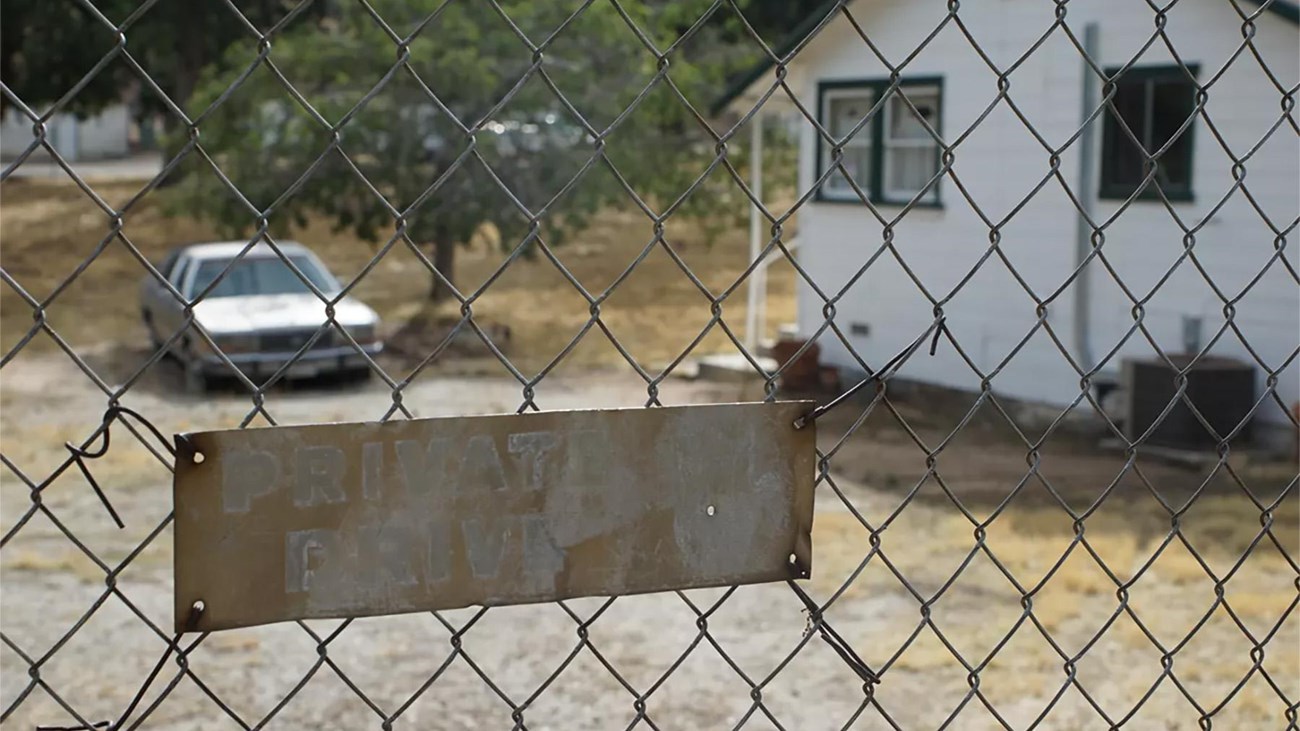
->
<box><xmin>172</xmin><ymin>402</ymin><xmax>816</xmax><ymax>632</ymax></box>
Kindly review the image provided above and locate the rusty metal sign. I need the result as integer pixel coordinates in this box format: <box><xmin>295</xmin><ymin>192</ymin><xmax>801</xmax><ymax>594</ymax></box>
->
<box><xmin>172</xmin><ymin>402</ymin><xmax>816</xmax><ymax>632</ymax></box>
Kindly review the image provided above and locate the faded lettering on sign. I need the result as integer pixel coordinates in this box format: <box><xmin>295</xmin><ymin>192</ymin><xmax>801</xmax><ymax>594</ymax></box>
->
<box><xmin>227</xmin><ymin>430</ymin><xmax>568</xmax><ymax>513</ymax></box>
<box><xmin>173</xmin><ymin>402</ymin><xmax>816</xmax><ymax>632</ymax></box>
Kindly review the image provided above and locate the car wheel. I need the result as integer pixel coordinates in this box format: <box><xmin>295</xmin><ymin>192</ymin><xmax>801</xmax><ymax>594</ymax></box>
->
<box><xmin>183</xmin><ymin>360</ymin><xmax>210</xmax><ymax>395</ymax></box>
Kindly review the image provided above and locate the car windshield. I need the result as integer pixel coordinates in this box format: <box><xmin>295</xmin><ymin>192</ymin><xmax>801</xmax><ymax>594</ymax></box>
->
<box><xmin>188</xmin><ymin>254</ymin><xmax>338</xmax><ymax>299</ymax></box>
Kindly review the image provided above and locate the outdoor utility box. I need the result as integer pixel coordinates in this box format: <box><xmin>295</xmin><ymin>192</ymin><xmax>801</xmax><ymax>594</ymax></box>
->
<box><xmin>1122</xmin><ymin>355</ymin><xmax>1256</xmax><ymax>450</ymax></box>
<box><xmin>772</xmin><ymin>337</ymin><xmax>822</xmax><ymax>392</ymax></box>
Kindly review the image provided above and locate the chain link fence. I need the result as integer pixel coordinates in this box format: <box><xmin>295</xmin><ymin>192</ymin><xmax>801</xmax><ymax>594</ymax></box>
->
<box><xmin>1</xmin><ymin>0</ymin><xmax>1297</xmax><ymax>728</ymax></box>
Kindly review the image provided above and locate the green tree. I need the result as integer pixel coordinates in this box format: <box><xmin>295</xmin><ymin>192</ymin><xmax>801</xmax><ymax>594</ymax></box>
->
<box><xmin>172</xmin><ymin>0</ymin><xmax>766</xmax><ymax>302</ymax></box>
<box><xmin>1</xmin><ymin>0</ymin><xmax>322</xmax><ymax>154</ymax></box>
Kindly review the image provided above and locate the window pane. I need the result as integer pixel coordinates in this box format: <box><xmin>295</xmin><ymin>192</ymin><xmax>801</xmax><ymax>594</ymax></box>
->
<box><xmin>827</xmin><ymin>93</ymin><xmax>872</xmax><ymax>141</ymax></box>
<box><xmin>1150</xmin><ymin>78</ymin><xmax>1194</xmax><ymax>188</ymax></box>
<box><xmin>887</xmin><ymin>146</ymin><xmax>937</xmax><ymax>195</ymax></box>
<box><xmin>825</xmin><ymin>143</ymin><xmax>872</xmax><ymax>194</ymax></box>
<box><xmin>168</xmin><ymin>255</ymin><xmax>192</xmax><ymax>288</ymax></box>
<box><xmin>889</xmin><ymin>91</ymin><xmax>938</xmax><ymax>141</ymax></box>
<box><xmin>819</xmin><ymin>84</ymin><xmax>942</xmax><ymax>202</ymax></box>
<box><xmin>1101</xmin><ymin>70</ymin><xmax>1196</xmax><ymax>197</ymax></box>
<box><xmin>192</xmin><ymin>260</ymin><xmax>254</xmax><ymax>298</ymax></box>
<box><xmin>1102</xmin><ymin>79</ymin><xmax>1149</xmax><ymax>191</ymax></box>
<box><xmin>189</xmin><ymin>255</ymin><xmax>336</xmax><ymax>299</ymax></box>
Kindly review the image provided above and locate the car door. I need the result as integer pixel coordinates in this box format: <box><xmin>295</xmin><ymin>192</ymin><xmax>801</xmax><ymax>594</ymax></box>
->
<box><xmin>155</xmin><ymin>254</ymin><xmax>194</xmax><ymax>345</ymax></box>
<box><xmin>141</xmin><ymin>250</ymin><xmax>179</xmax><ymax>320</ymax></box>
<box><xmin>140</xmin><ymin>251</ymin><xmax>168</xmax><ymax>345</ymax></box>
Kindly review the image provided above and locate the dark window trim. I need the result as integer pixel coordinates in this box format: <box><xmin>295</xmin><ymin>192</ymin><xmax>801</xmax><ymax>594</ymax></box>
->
<box><xmin>814</xmin><ymin>76</ymin><xmax>945</xmax><ymax>208</ymax></box>
<box><xmin>1099</xmin><ymin>63</ymin><xmax>1200</xmax><ymax>203</ymax></box>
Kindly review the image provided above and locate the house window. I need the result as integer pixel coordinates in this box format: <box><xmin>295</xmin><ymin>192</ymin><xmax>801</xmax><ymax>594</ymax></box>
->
<box><xmin>817</xmin><ymin>79</ymin><xmax>942</xmax><ymax>205</ymax></box>
<box><xmin>822</xmin><ymin>89</ymin><xmax>876</xmax><ymax>199</ymax></box>
<box><xmin>884</xmin><ymin>88</ymin><xmax>941</xmax><ymax>201</ymax></box>
<box><xmin>1100</xmin><ymin>65</ymin><xmax>1198</xmax><ymax>201</ymax></box>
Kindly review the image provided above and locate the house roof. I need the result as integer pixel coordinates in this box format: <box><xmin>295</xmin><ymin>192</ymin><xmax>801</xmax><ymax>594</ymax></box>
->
<box><xmin>1246</xmin><ymin>0</ymin><xmax>1300</xmax><ymax>22</ymax></box>
<box><xmin>710</xmin><ymin>0</ymin><xmax>840</xmax><ymax>116</ymax></box>
<box><xmin>711</xmin><ymin>0</ymin><xmax>1299</xmax><ymax>116</ymax></box>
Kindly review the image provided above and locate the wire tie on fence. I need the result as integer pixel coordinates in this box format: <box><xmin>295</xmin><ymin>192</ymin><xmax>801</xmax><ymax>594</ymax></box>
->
<box><xmin>787</xmin><ymin>580</ymin><xmax>879</xmax><ymax>686</ymax></box>
<box><xmin>64</xmin><ymin>406</ymin><xmax>177</xmax><ymax>530</ymax></box>
<box><xmin>928</xmin><ymin>317</ymin><xmax>946</xmax><ymax>356</ymax></box>
<box><xmin>794</xmin><ymin>317</ymin><xmax>947</xmax><ymax>430</ymax></box>
<box><xmin>67</xmin><ymin>450</ymin><xmax>124</xmax><ymax>530</ymax></box>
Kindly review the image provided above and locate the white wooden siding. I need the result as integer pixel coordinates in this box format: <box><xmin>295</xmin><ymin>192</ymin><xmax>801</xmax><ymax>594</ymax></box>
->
<box><xmin>789</xmin><ymin>0</ymin><xmax>1299</xmax><ymax>423</ymax></box>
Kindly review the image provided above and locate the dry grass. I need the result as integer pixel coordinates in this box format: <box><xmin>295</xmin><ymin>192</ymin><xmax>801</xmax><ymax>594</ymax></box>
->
<box><xmin>2</xmin><ymin>547</ymin><xmax>104</xmax><ymax>583</ymax></box>
<box><xmin>809</xmin><ymin>473</ymin><xmax>1297</xmax><ymax>708</ymax></box>
<box><xmin>0</xmin><ymin>177</ymin><xmax>795</xmax><ymax>373</ymax></box>
<box><xmin>2</xmin><ymin>176</ymin><xmax>1295</xmax><ymax>728</ymax></box>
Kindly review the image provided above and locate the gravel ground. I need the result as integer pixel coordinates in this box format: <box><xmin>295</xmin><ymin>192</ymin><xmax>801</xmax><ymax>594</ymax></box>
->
<box><xmin>2</xmin><ymin>351</ymin><xmax>1296</xmax><ymax>730</ymax></box>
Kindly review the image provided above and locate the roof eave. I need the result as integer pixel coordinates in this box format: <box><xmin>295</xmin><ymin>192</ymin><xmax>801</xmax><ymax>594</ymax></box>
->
<box><xmin>709</xmin><ymin>0</ymin><xmax>841</xmax><ymax>117</ymax></box>
<box><xmin>710</xmin><ymin>0</ymin><xmax>1299</xmax><ymax>116</ymax></box>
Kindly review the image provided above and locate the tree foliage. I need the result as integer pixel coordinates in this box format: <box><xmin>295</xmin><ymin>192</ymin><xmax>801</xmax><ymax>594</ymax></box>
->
<box><xmin>3</xmin><ymin>0</ymin><xmax>806</xmax><ymax>301</ymax></box>
<box><xmin>172</xmin><ymin>0</ymin><xmax>782</xmax><ymax>300</ymax></box>
<box><xmin>1</xmin><ymin>0</ymin><xmax>322</xmax><ymax>122</ymax></box>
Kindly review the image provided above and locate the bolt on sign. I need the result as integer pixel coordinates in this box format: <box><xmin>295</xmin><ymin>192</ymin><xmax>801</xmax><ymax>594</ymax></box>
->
<box><xmin>172</xmin><ymin>402</ymin><xmax>816</xmax><ymax>632</ymax></box>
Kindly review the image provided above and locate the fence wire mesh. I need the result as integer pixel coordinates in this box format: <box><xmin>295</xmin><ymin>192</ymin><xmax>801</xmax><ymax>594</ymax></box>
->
<box><xmin>1</xmin><ymin>0</ymin><xmax>1297</xmax><ymax>728</ymax></box>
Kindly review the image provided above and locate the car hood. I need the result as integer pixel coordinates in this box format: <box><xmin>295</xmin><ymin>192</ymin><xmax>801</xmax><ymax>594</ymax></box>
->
<box><xmin>193</xmin><ymin>294</ymin><xmax>379</xmax><ymax>334</ymax></box>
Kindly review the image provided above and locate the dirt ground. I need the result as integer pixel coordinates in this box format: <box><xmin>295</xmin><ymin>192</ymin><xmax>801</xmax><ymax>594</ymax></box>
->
<box><xmin>1</xmin><ymin>176</ymin><xmax>1297</xmax><ymax>729</ymax></box>
<box><xmin>0</xmin><ymin>176</ymin><xmax>796</xmax><ymax>374</ymax></box>
<box><xmin>1</xmin><ymin>353</ymin><xmax>1295</xmax><ymax>730</ymax></box>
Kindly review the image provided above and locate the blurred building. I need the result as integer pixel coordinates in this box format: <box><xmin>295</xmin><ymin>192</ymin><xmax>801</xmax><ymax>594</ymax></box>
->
<box><xmin>0</xmin><ymin>103</ymin><xmax>135</xmax><ymax>162</ymax></box>
<box><xmin>716</xmin><ymin>0</ymin><xmax>1299</xmax><ymax>434</ymax></box>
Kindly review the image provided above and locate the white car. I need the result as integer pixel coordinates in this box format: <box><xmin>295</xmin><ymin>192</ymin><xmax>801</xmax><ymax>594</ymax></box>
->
<box><xmin>139</xmin><ymin>241</ymin><xmax>382</xmax><ymax>391</ymax></box>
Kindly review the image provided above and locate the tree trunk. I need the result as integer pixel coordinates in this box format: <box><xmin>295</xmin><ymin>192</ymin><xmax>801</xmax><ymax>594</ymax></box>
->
<box><xmin>157</xmin><ymin>121</ymin><xmax>189</xmax><ymax>186</ymax></box>
<box><xmin>429</xmin><ymin>239</ymin><xmax>456</xmax><ymax>303</ymax></box>
<box><xmin>157</xmin><ymin>23</ymin><xmax>204</xmax><ymax>187</ymax></box>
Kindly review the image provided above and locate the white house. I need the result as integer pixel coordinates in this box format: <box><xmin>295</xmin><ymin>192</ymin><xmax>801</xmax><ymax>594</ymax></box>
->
<box><xmin>0</xmin><ymin>103</ymin><xmax>132</xmax><ymax>162</ymax></box>
<box><xmin>717</xmin><ymin>0</ymin><xmax>1299</xmax><ymax>435</ymax></box>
